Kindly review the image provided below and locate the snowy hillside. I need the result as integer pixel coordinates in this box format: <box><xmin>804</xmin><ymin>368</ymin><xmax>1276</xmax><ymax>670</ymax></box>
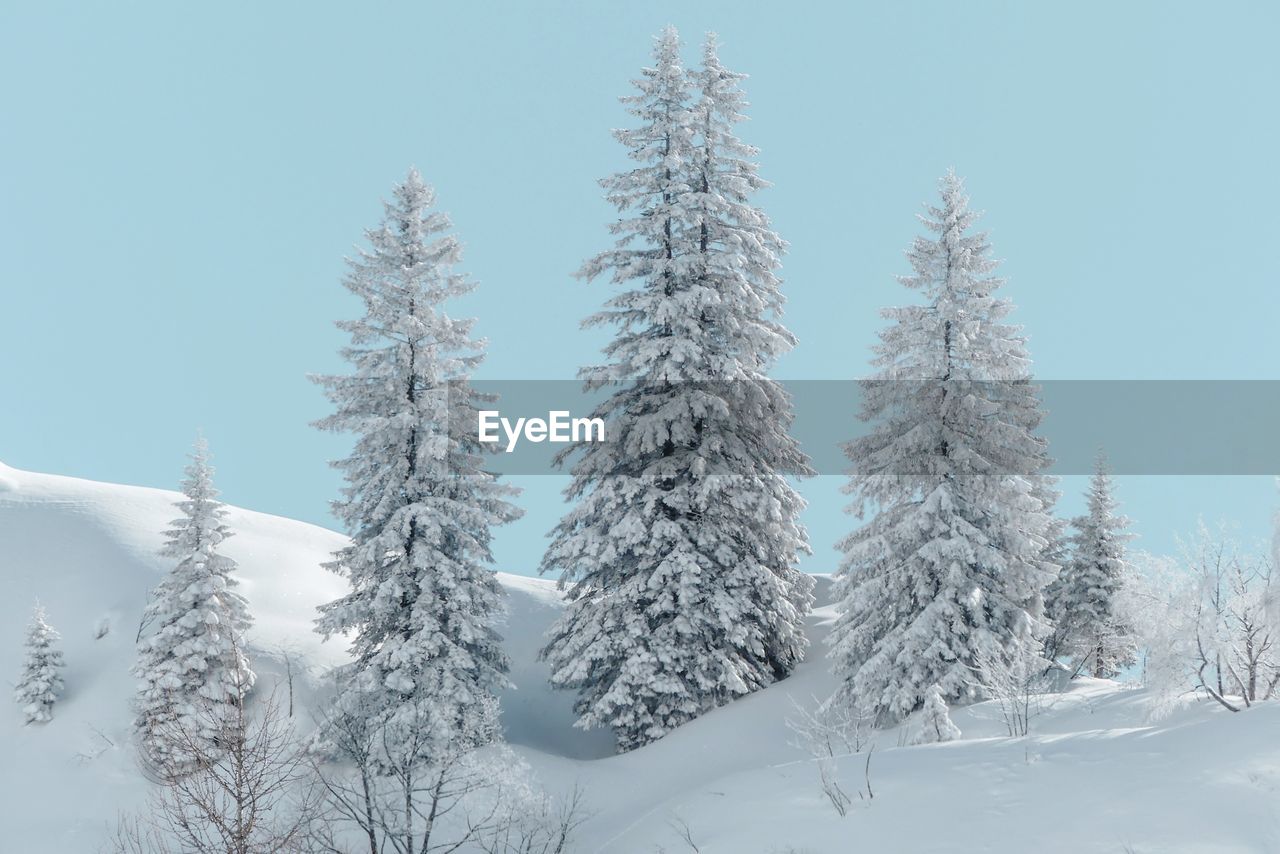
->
<box><xmin>4</xmin><ymin>462</ymin><xmax>1280</xmax><ymax>853</ymax></box>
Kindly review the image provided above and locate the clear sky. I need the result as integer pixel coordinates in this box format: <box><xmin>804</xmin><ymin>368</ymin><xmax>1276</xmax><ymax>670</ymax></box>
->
<box><xmin>2</xmin><ymin>1</ymin><xmax>1277</xmax><ymax>573</ymax></box>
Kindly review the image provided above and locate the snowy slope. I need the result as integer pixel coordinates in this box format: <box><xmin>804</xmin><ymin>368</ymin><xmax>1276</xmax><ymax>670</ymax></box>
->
<box><xmin>0</xmin><ymin>461</ymin><xmax>352</xmax><ymax>849</ymax></box>
<box><xmin>3</xmin><ymin>462</ymin><xmax>1280</xmax><ymax>853</ymax></box>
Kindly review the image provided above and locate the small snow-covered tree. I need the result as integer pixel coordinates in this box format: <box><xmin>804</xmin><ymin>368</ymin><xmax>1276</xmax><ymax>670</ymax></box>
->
<box><xmin>134</xmin><ymin>437</ymin><xmax>254</xmax><ymax>771</ymax></box>
<box><xmin>829</xmin><ymin>171</ymin><xmax>1059</xmax><ymax>724</ymax></box>
<box><xmin>1046</xmin><ymin>454</ymin><xmax>1136</xmax><ymax>678</ymax></box>
<box><xmin>540</xmin><ymin>28</ymin><xmax>813</xmax><ymax>751</ymax></box>
<box><xmin>15</xmin><ymin>604</ymin><xmax>65</xmax><ymax>724</ymax></box>
<box><xmin>1116</xmin><ymin>551</ymin><xmax>1187</xmax><ymax>700</ymax></box>
<box><xmin>312</xmin><ymin>168</ymin><xmax>521</xmax><ymax>768</ymax></box>
<box><xmin>1127</xmin><ymin>526</ymin><xmax>1280</xmax><ymax>717</ymax></box>
<box><xmin>1182</xmin><ymin>524</ymin><xmax>1278</xmax><ymax>711</ymax></box>
<box><xmin>913</xmin><ymin>685</ymin><xmax>960</xmax><ymax>744</ymax></box>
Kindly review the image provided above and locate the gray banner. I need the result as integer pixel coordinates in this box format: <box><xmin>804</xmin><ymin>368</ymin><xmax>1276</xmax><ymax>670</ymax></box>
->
<box><xmin>450</xmin><ymin>380</ymin><xmax>1280</xmax><ymax>476</ymax></box>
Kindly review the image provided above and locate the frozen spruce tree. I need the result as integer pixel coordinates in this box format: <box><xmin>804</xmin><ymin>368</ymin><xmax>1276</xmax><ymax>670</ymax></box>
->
<box><xmin>541</xmin><ymin>28</ymin><xmax>813</xmax><ymax>751</ymax></box>
<box><xmin>829</xmin><ymin>171</ymin><xmax>1059</xmax><ymax>723</ymax></box>
<box><xmin>134</xmin><ymin>437</ymin><xmax>254</xmax><ymax>768</ymax></box>
<box><xmin>312</xmin><ymin>168</ymin><xmax>521</xmax><ymax>763</ymax></box>
<box><xmin>15</xmin><ymin>605</ymin><xmax>65</xmax><ymax>724</ymax></box>
<box><xmin>1046</xmin><ymin>454</ymin><xmax>1135</xmax><ymax>678</ymax></box>
<box><xmin>914</xmin><ymin>684</ymin><xmax>960</xmax><ymax>744</ymax></box>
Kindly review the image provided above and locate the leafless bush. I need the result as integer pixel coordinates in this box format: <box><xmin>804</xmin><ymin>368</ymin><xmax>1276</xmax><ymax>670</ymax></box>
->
<box><xmin>667</xmin><ymin>816</ymin><xmax>701</xmax><ymax>853</ymax></box>
<box><xmin>477</xmin><ymin>783</ymin><xmax>588</xmax><ymax>854</ymax></box>
<box><xmin>308</xmin><ymin>699</ymin><xmax>587</xmax><ymax>854</ymax></box>
<box><xmin>1186</xmin><ymin>529</ymin><xmax>1279</xmax><ymax>712</ymax></box>
<box><xmin>75</xmin><ymin>724</ymin><xmax>116</xmax><ymax>765</ymax></box>
<box><xmin>109</xmin><ymin>687</ymin><xmax>318</xmax><ymax>853</ymax></box>
<box><xmin>970</xmin><ymin>641</ymin><xmax>1050</xmax><ymax>737</ymax></box>
<box><xmin>786</xmin><ymin>694</ymin><xmax>870</xmax><ymax>757</ymax></box>
<box><xmin>786</xmin><ymin>695</ymin><xmax>875</xmax><ymax>816</ymax></box>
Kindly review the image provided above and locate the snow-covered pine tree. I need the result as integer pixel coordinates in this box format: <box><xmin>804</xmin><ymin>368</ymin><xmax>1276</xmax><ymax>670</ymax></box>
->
<box><xmin>914</xmin><ymin>684</ymin><xmax>960</xmax><ymax>744</ymax></box>
<box><xmin>15</xmin><ymin>605</ymin><xmax>65</xmax><ymax>724</ymax></box>
<box><xmin>312</xmin><ymin>168</ymin><xmax>521</xmax><ymax>765</ymax></box>
<box><xmin>134</xmin><ymin>437</ymin><xmax>254</xmax><ymax>768</ymax></box>
<box><xmin>1046</xmin><ymin>454</ymin><xmax>1135</xmax><ymax>678</ymax></box>
<box><xmin>829</xmin><ymin>171</ymin><xmax>1059</xmax><ymax>723</ymax></box>
<box><xmin>541</xmin><ymin>28</ymin><xmax>813</xmax><ymax>751</ymax></box>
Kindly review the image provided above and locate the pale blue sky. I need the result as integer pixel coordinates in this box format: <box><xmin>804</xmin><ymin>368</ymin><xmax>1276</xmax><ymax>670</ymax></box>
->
<box><xmin>1</xmin><ymin>2</ymin><xmax>1277</xmax><ymax>572</ymax></box>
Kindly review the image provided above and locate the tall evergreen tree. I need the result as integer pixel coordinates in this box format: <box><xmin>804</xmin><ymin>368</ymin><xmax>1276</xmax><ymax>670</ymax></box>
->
<box><xmin>541</xmin><ymin>28</ymin><xmax>813</xmax><ymax>752</ymax></box>
<box><xmin>1046</xmin><ymin>454</ymin><xmax>1135</xmax><ymax>678</ymax></box>
<box><xmin>134</xmin><ymin>437</ymin><xmax>254</xmax><ymax>767</ymax></box>
<box><xmin>829</xmin><ymin>171</ymin><xmax>1059</xmax><ymax>722</ymax></box>
<box><xmin>313</xmin><ymin>168</ymin><xmax>521</xmax><ymax>765</ymax></box>
<box><xmin>15</xmin><ymin>604</ymin><xmax>64</xmax><ymax>725</ymax></box>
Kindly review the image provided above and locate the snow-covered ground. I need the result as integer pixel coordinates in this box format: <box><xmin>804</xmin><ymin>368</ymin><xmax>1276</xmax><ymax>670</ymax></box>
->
<box><xmin>3</xmin><ymin>461</ymin><xmax>1280</xmax><ymax>853</ymax></box>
